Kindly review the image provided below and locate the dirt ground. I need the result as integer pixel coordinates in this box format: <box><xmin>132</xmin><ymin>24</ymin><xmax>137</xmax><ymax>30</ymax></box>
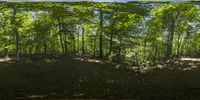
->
<box><xmin>0</xmin><ymin>55</ymin><xmax>200</xmax><ymax>100</ymax></box>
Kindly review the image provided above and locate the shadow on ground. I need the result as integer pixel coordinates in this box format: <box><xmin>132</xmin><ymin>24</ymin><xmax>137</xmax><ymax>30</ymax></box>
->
<box><xmin>0</xmin><ymin>55</ymin><xmax>200</xmax><ymax>100</ymax></box>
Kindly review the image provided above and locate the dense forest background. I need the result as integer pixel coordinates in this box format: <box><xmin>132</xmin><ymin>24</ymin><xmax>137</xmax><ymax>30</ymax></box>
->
<box><xmin>0</xmin><ymin>1</ymin><xmax>199</xmax><ymax>65</ymax></box>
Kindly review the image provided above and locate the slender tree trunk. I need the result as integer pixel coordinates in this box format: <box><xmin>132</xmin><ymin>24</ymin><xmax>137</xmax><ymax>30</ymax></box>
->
<box><xmin>176</xmin><ymin>32</ymin><xmax>183</xmax><ymax>57</ymax></box>
<box><xmin>166</xmin><ymin>11</ymin><xmax>179</xmax><ymax>59</ymax></box>
<box><xmin>71</xmin><ymin>38</ymin><xmax>73</xmax><ymax>53</ymax></box>
<box><xmin>77</xmin><ymin>26</ymin><xmax>80</xmax><ymax>53</ymax></box>
<box><xmin>58</xmin><ymin>19</ymin><xmax>65</xmax><ymax>54</ymax></box>
<box><xmin>16</xmin><ymin>30</ymin><xmax>20</xmax><ymax>61</ymax></box>
<box><xmin>73</xmin><ymin>32</ymin><xmax>76</xmax><ymax>53</ymax></box>
<box><xmin>177</xmin><ymin>43</ymin><xmax>181</xmax><ymax>57</ymax></box>
<box><xmin>118</xmin><ymin>35</ymin><xmax>122</xmax><ymax>63</ymax></box>
<box><xmin>12</xmin><ymin>7</ymin><xmax>20</xmax><ymax>61</ymax></box>
<box><xmin>51</xmin><ymin>31</ymin><xmax>55</xmax><ymax>54</ymax></box>
<box><xmin>166</xmin><ymin>20</ymin><xmax>175</xmax><ymax>59</ymax></box>
<box><xmin>99</xmin><ymin>10</ymin><xmax>103</xmax><ymax>58</ymax></box>
<box><xmin>186</xmin><ymin>31</ymin><xmax>190</xmax><ymax>56</ymax></box>
<box><xmin>93</xmin><ymin>34</ymin><xmax>96</xmax><ymax>55</ymax></box>
<box><xmin>44</xmin><ymin>41</ymin><xmax>47</xmax><ymax>55</ymax></box>
<box><xmin>109</xmin><ymin>20</ymin><xmax>116</xmax><ymax>55</ymax></box>
<box><xmin>24</xmin><ymin>43</ymin><xmax>27</xmax><ymax>56</ymax></box>
<box><xmin>29</xmin><ymin>45</ymin><xmax>32</xmax><ymax>55</ymax></box>
<box><xmin>169</xmin><ymin>20</ymin><xmax>175</xmax><ymax>57</ymax></box>
<box><xmin>82</xmin><ymin>27</ymin><xmax>85</xmax><ymax>54</ymax></box>
<box><xmin>56</xmin><ymin>38</ymin><xmax>59</xmax><ymax>55</ymax></box>
<box><xmin>63</xmin><ymin>24</ymin><xmax>69</xmax><ymax>54</ymax></box>
<box><xmin>153</xmin><ymin>42</ymin><xmax>158</xmax><ymax>64</ymax></box>
<box><xmin>2</xmin><ymin>13</ymin><xmax>8</xmax><ymax>58</ymax></box>
<box><xmin>4</xmin><ymin>44</ymin><xmax>8</xmax><ymax>58</ymax></box>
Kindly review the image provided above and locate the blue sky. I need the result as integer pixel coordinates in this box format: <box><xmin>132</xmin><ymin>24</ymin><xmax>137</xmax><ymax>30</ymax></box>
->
<box><xmin>1</xmin><ymin>0</ymin><xmax>199</xmax><ymax>2</ymax></box>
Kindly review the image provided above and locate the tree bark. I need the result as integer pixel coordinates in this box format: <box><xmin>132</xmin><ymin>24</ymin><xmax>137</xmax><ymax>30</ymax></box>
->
<box><xmin>118</xmin><ymin>35</ymin><xmax>122</xmax><ymax>63</ymax></box>
<box><xmin>77</xmin><ymin>28</ymin><xmax>80</xmax><ymax>52</ymax></box>
<box><xmin>153</xmin><ymin>42</ymin><xmax>158</xmax><ymax>64</ymax></box>
<box><xmin>166</xmin><ymin>11</ymin><xmax>180</xmax><ymax>59</ymax></box>
<box><xmin>109</xmin><ymin>20</ymin><xmax>116</xmax><ymax>55</ymax></box>
<box><xmin>166</xmin><ymin>19</ymin><xmax>175</xmax><ymax>59</ymax></box>
<box><xmin>4</xmin><ymin>44</ymin><xmax>8</xmax><ymax>58</ymax></box>
<box><xmin>82</xmin><ymin>27</ymin><xmax>85</xmax><ymax>54</ymax></box>
<box><xmin>58</xmin><ymin>19</ymin><xmax>65</xmax><ymax>54</ymax></box>
<box><xmin>93</xmin><ymin>34</ymin><xmax>97</xmax><ymax>55</ymax></box>
<box><xmin>99</xmin><ymin>10</ymin><xmax>103</xmax><ymax>58</ymax></box>
<box><xmin>73</xmin><ymin>32</ymin><xmax>76</xmax><ymax>53</ymax></box>
<box><xmin>12</xmin><ymin>7</ymin><xmax>20</xmax><ymax>61</ymax></box>
<box><xmin>176</xmin><ymin>32</ymin><xmax>183</xmax><ymax>57</ymax></box>
<box><xmin>63</xmin><ymin>24</ymin><xmax>68</xmax><ymax>54</ymax></box>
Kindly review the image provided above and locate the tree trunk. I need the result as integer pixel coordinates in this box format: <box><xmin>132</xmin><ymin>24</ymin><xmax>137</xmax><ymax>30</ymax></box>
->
<box><xmin>29</xmin><ymin>45</ymin><xmax>32</xmax><ymax>55</ymax></box>
<box><xmin>73</xmin><ymin>32</ymin><xmax>76</xmax><ymax>53</ymax></box>
<box><xmin>93</xmin><ymin>34</ymin><xmax>96</xmax><ymax>55</ymax></box>
<box><xmin>63</xmin><ymin>24</ymin><xmax>69</xmax><ymax>54</ymax></box>
<box><xmin>186</xmin><ymin>31</ymin><xmax>190</xmax><ymax>56</ymax></box>
<box><xmin>99</xmin><ymin>10</ymin><xmax>103</xmax><ymax>58</ymax></box>
<box><xmin>4</xmin><ymin>44</ymin><xmax>8</xmax><ymax>58</ymax></box>
<box><xmin>176</xmin><ymin>32</ymin><xmax>183</xmax><ymax>57</ymax></box>
<box><xmin>12</xmin><ymin>7</ymin><xmax>20</xmax><ymax>61</ymax></box>
<box><xmin>109</xmin><ymin>20</ymin><xmax>116</xmax><ymax>55</ymax></box>
<box><xmin>77</xmin><ymin>27</ymin><xmax>80</xmax><ymax>52</ymax></box>
<box><xmin>44</xmin><ymin>41</ymin><xmax>47</xmax><ymax>55</ymax></box>
<box><xmin>166</xmin><ymin>11</ymin><xmax>179</xmax><ymax>59</ymax></box>
<box><xmin>82</xmin><ymin>27</ymin><xmax>85</xmax><ymax>54</ymax></box>
<box><xmin>166</xmin><ymin>20</ymin><xmax>175</xmax><ymax>59</ymax></box>
<box><xmin>58</xmin><ymin>19</ymin><xmax>65</xmax><ymax>54</ymax></box>
<box><xmin>118</xmin><ymin>35</ymin><xmax>122</xmax><ymax>63</ymax></box>
<box><xmin>153</xmin><ymin>42</ymin><xmax>158</xmax><ymax>64</ymax></box>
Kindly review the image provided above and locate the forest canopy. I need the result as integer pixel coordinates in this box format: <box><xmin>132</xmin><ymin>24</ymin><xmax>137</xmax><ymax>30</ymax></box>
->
<box><xmin>0</xmin><ymin>1</ymin><xmax>199</xmax><ymax>66</ymax></box>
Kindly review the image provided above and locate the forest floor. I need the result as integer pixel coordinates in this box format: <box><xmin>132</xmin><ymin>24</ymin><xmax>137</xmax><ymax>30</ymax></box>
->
<box><xmin>0</xmin><ymin>55</ymin><xmax>200</xmax><ymax>100</ymax></box>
